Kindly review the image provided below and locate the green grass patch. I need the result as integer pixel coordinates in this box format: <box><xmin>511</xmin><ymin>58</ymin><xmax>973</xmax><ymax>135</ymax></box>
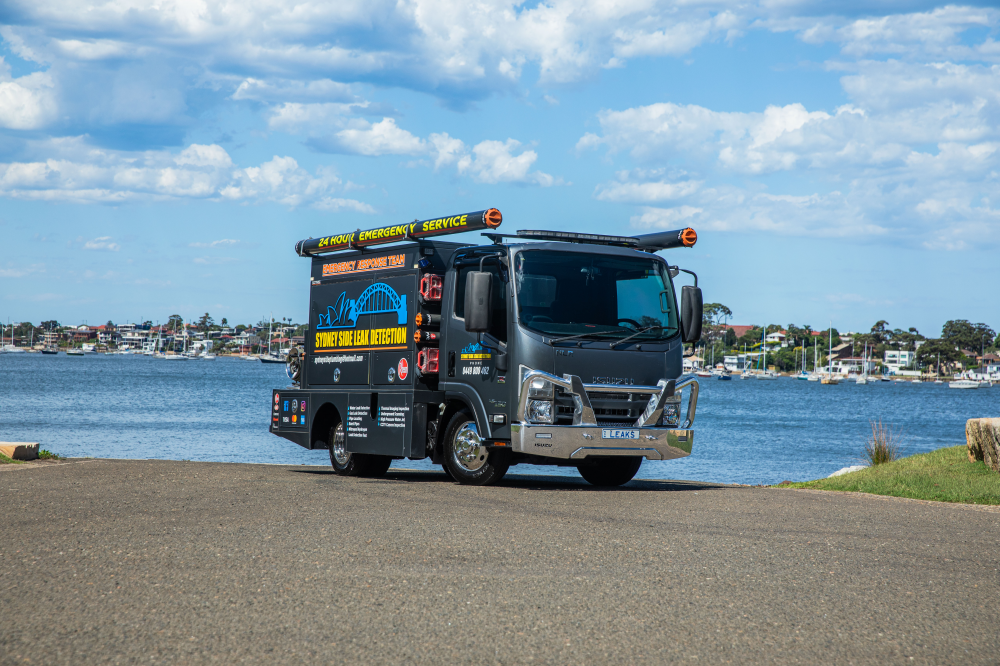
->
<box><xmin>0</xmin><ymin>452</ymin><xmax>24</xmax><ymax>464</ymax></box>
<box><xmin>782</xmin><ymin>445</ymin><xmax>1000</xmax><ymax>505</ymax></box>
<box><xmin>38</xmin><ymin>449</ymin><xmax>62</xmax><ymax>460</ymax></box>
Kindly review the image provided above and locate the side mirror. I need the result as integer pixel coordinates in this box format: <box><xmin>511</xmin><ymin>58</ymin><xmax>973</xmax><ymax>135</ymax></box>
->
<box><xmin>681</xmin><ymin>286</ymin><xmax>703</xmax><ymax>343</ymax></box>
<box><xmin>464</xmin><ymin>271</ymin><xmax>492</xmax><ymax>333</ymax></box>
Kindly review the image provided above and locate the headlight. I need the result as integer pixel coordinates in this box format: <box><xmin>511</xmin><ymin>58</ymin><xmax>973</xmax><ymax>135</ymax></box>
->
<box><xmin>526</xmin><ymin>399</ymin><xmax>554</xmax><ymax>424</ymax></box>
<box><xmin>659</xmin><ymin>394</ymin><xmax>681</xmax><ymax>427</ymax></box>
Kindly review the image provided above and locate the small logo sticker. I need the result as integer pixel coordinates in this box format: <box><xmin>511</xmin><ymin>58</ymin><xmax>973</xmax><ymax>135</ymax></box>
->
<box><xmin>292</xmin><ymin>399</ymin><xmax>298</xmax><ymax>412</ymax></box>
<box><xmin>333</xmin><ymin>367</ymin><xmax>341</xmax><ymax>382</ymax></box>
<box><xmin>284</xmin><ymin>401</ymin><xmax>289</xmax><ymax>411</ymax></box>
<box><xmin>398</xmin><ymin>357</ymin><xmax>408</xmax><ymax>380</ymax></box>
<box><xmin>387</xmin><ymin>366</ymin><xmax>396</xmax><ymax>383</ymax></box>
<box><xmin>300</xmin><ymin>400</ymin><xmax>306</xmax><ymax>412</ymax></box>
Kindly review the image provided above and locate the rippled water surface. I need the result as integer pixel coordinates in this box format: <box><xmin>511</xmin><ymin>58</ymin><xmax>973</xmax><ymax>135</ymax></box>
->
<box><xmin>2</xmin><ymin>353</ymin><xmax>996</xmax><ymax>484</ymax></box>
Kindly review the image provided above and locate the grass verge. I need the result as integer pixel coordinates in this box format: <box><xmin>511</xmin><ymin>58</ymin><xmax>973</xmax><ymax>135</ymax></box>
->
<box><xmin>782</xmin><ymin>445</ymin><xmax>1000</xmax><ymax>505</ymax></box>
<box><xmin>0</xmin><ymin>452</ymin><xmax>24</xmax><ymax>464</ymax></box>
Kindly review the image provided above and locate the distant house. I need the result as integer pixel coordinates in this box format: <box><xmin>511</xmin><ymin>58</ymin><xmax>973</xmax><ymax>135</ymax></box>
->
<box><xmin>830</xmin><ymin>343</ymin><xmax>853</xmax><ymax>360</ymax></box>
<box><xmin>830</xmin><ymin>357</ymin><xmax>878</xmax><ymax>376</ymax></box>
<box><xmin>884</xmin><ymin>349</ymin><xmax>916</xmax><ymax>372</ymax></box>
<box><xmin>726</xmin><ymin>325</ymin><xmax>755</xmax><ymax>340</ymax></box>
<box><xmin>764</xmin><ymin>330</ymin><xmax>787</xmax><ymax>347</ymax></box>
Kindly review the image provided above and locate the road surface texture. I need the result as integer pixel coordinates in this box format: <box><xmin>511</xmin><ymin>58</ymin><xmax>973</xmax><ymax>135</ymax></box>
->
<box><xmin>2</xmin><ymin>459</ymin><xmax>998</xmax><ymax>665</ymax></box>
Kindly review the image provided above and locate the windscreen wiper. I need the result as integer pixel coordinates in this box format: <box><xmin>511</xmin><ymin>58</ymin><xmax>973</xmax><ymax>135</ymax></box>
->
<box><xmin>549</xmin><ymin>330</ymin><xmax>623</xmax><ymax>345</ymax></box>
<box><xmin>609</xmin><ymin>325</ymin><xmax>662</xmax><ymax>348</ymax></box>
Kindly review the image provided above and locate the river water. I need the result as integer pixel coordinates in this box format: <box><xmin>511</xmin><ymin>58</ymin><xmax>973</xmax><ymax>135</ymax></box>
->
<box><xmin>2</xmin><ymin>353</ymin><xmax>996</xmax><ymax>485</ymax></box>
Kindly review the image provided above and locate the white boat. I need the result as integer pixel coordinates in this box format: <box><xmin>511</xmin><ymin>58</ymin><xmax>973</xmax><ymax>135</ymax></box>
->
<box><xmin>66</xmin><ymin>349</ymin><xmax>85</xmax><ymax>356</ymax></box>
<box><xmin>855</xmin><ymin>376</ymin><xmax>868</xmax><ymax>385</ymax></box>
<box><xmin>201</xmin><ymin>354</ymin><xmax>217</xmax><ymax>360</ymax></box>
<box><xmin>979</xmin><ymin>380</ymin><xmax>992</xmax><ymax>388</ymax></box>
<box><xmin>949</xmin><ymin>379</ymin><xmax>979</xmax><ymax>389</ymax></box>
<box><xmin>758</xmin><ymin>369</ymin><xmax>779</xmax><ymax>380</ymax></box>
<box><xmin>911</xmin><ymin>379</ymin><xmax>922</xmax><ymax>384</ymax></box>
<box><xmin>2</xmin><ymin>344</ymin><xmax>26</xmax><ymax>353</ymax></box>
<box><xmin>162</xmin><ymin>353</ymin><xmax>187</xmax><ymax>360</ymax></box>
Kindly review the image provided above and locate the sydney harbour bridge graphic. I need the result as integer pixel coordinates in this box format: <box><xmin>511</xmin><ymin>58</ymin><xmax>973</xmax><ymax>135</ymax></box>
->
<box><xmin>316</xmin><ymin>283</ymin><xmax>407</xmax><ymax>329</ymax></box>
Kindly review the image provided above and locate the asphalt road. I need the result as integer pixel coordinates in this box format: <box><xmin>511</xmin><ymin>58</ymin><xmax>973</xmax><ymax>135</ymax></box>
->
<box><xmin>2</xmin><ymin>459</ymin><xmax>998</xmax><ymax>665</ymax></box>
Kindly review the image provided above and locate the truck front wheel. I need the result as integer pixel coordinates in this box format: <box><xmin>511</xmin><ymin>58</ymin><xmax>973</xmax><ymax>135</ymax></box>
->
<box><xmin>329</xmin><ymin>423</ymin><xmax>392</xmax><ymax>477</ymax></box>
<box><xmin>577</xmin><ymin>457</ymin><xmax>642</xmax><ymax>487</ymax></box>
<box><xmin>442</xmin><ymin>411</ymin><xmax>510</xmax><ymax>486</ymax></box>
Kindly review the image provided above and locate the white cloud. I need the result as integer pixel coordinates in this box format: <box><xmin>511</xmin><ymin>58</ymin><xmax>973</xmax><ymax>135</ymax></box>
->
<box><xmin>83</xmin><ymin>236</ymin><xmax>120</xmax><ymax>251</ymax></box>
<box><xmin>189</xmin><ymin>239</ymin><xmax>242</xmax><ymax>248</ymax></box>
<box><xmin>325</xmin><ymin>118</ymin><xmax>426</xmax><ymax>156</ymax></box>
<box><xmin>0</xmin><ymin>139</ymin><xmax>371</xmax><ymax>209</ymax></box>
<box><xmin>630</xmin><ymin>205</ymin><xmax>704</xmax><ymax>229</ymax></box>
<box><xmin>428</xmin><ymin>132</ymin><xmax>465</xmax><ymax>170</ymax></box>
<box><xmin>782</xmin><ymin>6</ymin><xmax>1000</xmax><ymax>60</ymax></box>
<box><xmin>0</xmin><ymin>263</ymin><xmax>44</xmax><ymax>278</ymax></box>
<box><xmin>595</xmin><ymin>179</ymin><xmax>701</xmax><ymax>203</ymax></box>
<box><xmin>0</xmin><ymin>69</ymin><xmax>58</xmax><ymax>130</ymax></box>
<box><xmin>314</xmin><ymin>197</ymin><xmax>377</xmax><ymax>213</ymax></box>
<box><xmin>233</xmin><ymin>77</ymin><xmax>356</xmax><ymax>103</ymax></box>
<box><xmin>457</xmin><ymin>139</ymin><xmax>558</xmax><ymax>186</ymax></box>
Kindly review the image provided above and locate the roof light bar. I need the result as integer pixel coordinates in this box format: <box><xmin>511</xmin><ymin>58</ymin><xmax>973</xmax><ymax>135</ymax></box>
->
<box><xmin>514</xmin><ymin>229</ymin><xmax>640</xmax><ymax>246</ymax></box>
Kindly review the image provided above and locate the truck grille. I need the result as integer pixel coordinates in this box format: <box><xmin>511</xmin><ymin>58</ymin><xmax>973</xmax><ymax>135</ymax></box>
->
<box><xmin>554</xmin><ymin>389</ymin><xmax>652</xmax><ymax>425</ymax></box>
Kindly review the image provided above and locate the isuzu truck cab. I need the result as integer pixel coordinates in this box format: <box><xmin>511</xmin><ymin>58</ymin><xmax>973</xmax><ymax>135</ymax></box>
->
<box><xmin>270</xmin><ymin>209</ymin><xmax>703</xmax><ymax>486</ymax></box>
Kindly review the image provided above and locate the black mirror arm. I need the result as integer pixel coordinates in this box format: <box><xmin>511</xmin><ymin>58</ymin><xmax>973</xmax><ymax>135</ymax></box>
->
<box><xmin>676</xmin><ymin>268</ymin><xmax>698</xmax><ymax>288</ymax></box>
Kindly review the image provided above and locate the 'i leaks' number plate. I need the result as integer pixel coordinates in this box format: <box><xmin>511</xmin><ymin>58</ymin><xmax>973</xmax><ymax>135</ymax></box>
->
<box><xmin>602</xmin><ymin>429</ymin><xmax>638</xmax><ymax>440</ymax></box>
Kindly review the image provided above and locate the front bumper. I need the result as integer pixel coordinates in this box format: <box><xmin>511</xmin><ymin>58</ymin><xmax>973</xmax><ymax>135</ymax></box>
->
<box><xmin>512</xmin><ymin>370</ymin><xmax>699</xmax><ymax>461</ymax></box>
<box><xmin>510</xmin><ymin>424</ymin><xmax>693</xmax><ymax>460</ymax></box>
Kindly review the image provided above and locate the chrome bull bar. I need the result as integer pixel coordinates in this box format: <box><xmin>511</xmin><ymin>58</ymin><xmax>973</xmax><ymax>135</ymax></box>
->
<box><xmin>515</xmin><ymin>370</ymin><xmax>699</xmax><ymax>429</ymax></box>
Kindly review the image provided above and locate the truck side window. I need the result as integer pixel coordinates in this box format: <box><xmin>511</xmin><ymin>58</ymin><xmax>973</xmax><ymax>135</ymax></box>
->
<box><xmin>454</xmin><ymin>263</ymin><xmax>508</xmax><ymax>343</ymax></box>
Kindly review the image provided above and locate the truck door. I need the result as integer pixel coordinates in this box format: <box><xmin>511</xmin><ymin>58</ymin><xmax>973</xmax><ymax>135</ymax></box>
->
<box><xmin>443</xmin><ymin>255</ymin><xmax>511</xmax><ymax>438</ymax></box>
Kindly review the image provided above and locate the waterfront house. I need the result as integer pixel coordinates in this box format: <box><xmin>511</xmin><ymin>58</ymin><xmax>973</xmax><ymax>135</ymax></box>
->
<box><xmin>884</xmin><ymin>349</ymin><xmax>916</xmax><ymax>373</ymax></box>
<box><xmin>723</xmin><ymin>354</ymin><xmax>753</xmax><ymax>372</ymax></box>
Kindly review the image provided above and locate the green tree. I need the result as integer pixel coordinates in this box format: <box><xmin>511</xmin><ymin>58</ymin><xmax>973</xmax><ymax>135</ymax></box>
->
<box><xmin>167</xmin><ymin>314</ymin><xmax>183</xmax><ymax>331</ymax></box>
<box><xmin>941</xmin><ymin>320</ymin><xmax>995</xmax><ymax>353</ymax></box>
<box><xmin>869</xmin><ymin>320</ymin><xmax>891</xmax><ymax>345</ymax></box>
<box><xmin>220</xmin><ymin>317</ymin><xmax>228</xmax><ymax>327</ymax></box>
<box><xmin>723</xmin><ymin>327</ymin><xmax>738</xmax><ymax>347</ymax></box>
<box><xmin>197</xmin><ymin>312</ymin><xmax>215</xmax><ymax>332</ymax></box>
<box><xmin>916</xmin><ymin>338</ymin><xmax>962</xmax><ymax>369</ymax></box>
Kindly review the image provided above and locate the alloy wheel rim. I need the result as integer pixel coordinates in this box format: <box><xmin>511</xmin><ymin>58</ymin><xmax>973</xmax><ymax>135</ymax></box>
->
<box><xmin>332</xmin><ymin>423</ymin><xmax>350</xmax><ymax>466</ymax></box>
<box><xmin>452</xmin><ymin>421</ymin><xmax>488</xmax><ymax>472</ymax></box>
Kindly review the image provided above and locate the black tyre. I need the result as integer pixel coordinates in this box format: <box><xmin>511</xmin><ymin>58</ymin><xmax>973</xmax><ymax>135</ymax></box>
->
<box><xmin>442</xmin><ymin>411</ymin><xmax>510</xmax><ymax>486</ymax></box>
<box><xmin>329</xmin><ymin>423</ymin><xmax>392</xmax><ymax>477</ymax></box>
<box><xmin>577</xmin><ymin>457</ymin><xmax>642</xmax><ymax>487</ymax></box>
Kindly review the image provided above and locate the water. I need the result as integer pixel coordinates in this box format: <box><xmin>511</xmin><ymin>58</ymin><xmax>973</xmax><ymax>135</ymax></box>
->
<box><xmin>2</xmin><ymin>353</ymin><xmax>997</xmax><ymax>485</ymax></box>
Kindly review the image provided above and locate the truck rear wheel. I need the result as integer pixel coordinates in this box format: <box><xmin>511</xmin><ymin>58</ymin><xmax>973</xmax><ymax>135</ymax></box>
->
<box><xmin>577</xmin><ymin>457</ymin><xmax>642</xmax><ymax>487</ymax></box>
<box><xmin>329</xmin><ymin>423</ymin><xmax>392</xmax><ymax>477</ymax></box>
<box><xmin>442</xmin><ymin>411</ymin><xmax>510</xmax><ymax>486</ymax></box>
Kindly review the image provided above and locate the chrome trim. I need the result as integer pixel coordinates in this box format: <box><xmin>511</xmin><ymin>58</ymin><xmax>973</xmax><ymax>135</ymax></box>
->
<box><xmin>516</xmin><ymin>369</ymin><xmax>699</xmax><ymax>429</ymax></box>
<box><xmin>510</xmin><ymin>424</ymin><xmax>693</xmax><ymax>460</ymax></box>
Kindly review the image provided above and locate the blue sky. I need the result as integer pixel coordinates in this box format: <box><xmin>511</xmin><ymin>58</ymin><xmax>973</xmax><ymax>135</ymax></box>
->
<box><xmin>1</xmin><ymin>1</ymin><xmax>998</xmax><ymax>336</ymax></box>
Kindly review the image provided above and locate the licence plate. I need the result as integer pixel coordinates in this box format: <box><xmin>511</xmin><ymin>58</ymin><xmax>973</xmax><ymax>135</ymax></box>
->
<box><xmin>602</xmin><ymin>428</ymin><xmax>638</xmax><ymax>440</ymax></box>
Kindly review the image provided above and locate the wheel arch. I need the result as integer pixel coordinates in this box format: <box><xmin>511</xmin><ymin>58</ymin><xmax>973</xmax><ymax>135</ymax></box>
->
<box><xmin>310</xmin><ymin>402</ymin><xmax>341</xmax><ymax>450</ymax></box>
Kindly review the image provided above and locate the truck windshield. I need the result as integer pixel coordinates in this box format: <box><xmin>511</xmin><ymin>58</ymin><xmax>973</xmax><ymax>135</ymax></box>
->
<box><xmin>514</xmin><ymin>250</ymin><xmax>677</xmax><ymax>341</ymax></box>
